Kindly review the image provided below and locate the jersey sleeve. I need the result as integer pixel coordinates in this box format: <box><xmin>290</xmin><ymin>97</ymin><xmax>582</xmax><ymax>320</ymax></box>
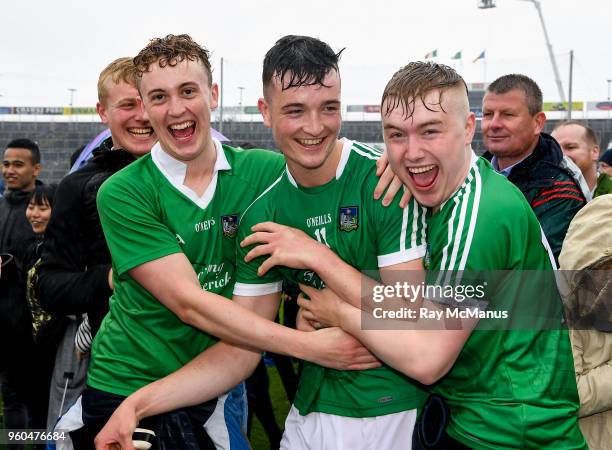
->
<box><xmin>97</xmin><ymin>173</ymin><xmax>181</xmax><ymax>277</ymax></box>
<box><xmin>370</xmin><ymin>188</ymin><xmax>427</xmax><ymax>268</ymax></box>
<box><xmin>233</xmin><ymin>192</ymin><xmax>283</xmax><ymax>297</ymax></box>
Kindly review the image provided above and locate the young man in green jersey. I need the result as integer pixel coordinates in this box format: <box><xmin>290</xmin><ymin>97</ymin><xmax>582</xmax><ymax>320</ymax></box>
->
<box><xmin>296</xmin><ymin>62</ymin><xmax>586</xmax><ymax>449</ymax></box>
<box><xmin>93</xmin><ymin>36</ymin><xmax>426</xmax><ymax>450</ymax></box>
<box><xmin>76</xmin><ymin>34</ymin><xmax>382</xmax><ymax>449</ymax></box>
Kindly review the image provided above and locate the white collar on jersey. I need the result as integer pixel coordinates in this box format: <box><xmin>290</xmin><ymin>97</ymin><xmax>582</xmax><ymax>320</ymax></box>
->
<box><xmin>285</xmin><ymin>137</ymin><xmax>353</xmax><ymax>188</ymax></box>
<box><xmin>439</xmin><ymin>151</ymin><xmax>479</xmax><ymax>212</ymax></box>
<box><xmin>151</xmin><ymin>137</ymin><xmax>231</xmax><ymax>209</ymax></box>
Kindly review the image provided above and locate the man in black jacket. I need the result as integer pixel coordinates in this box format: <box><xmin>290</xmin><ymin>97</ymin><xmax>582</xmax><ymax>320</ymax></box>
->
<box><xmin>0</xmin><ymin>138</ymin><xmax>42</xmax><ymax>444</ymax></box>
<box><xmin>36</xmin><ymin>57</ymin><xmax>157</xmax><ymax>428</ymax></box>
<box><xmin>481</xmin><ymin>74</ymin><xmax>585</xmax><ymax>263</ymax></box>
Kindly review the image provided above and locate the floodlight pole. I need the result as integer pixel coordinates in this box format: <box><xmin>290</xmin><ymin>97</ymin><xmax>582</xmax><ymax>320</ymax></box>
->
<box><xmin>219</xmin><ymin>57</ymin><xmax>224</xmax><ymax>134</ymax></box>
<box><xmin>480</xmin><ymin>0</ymin><xmax>566</xmax><ymax>102</ymax></box>
<box><xmin>522</xmin><ymin>0</ymin><xmax>566</xmax><ymax>102</ymax></box>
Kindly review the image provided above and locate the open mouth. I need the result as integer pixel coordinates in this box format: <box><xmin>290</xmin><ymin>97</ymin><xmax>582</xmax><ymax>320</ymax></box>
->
<box><xmin>408</xmin><ymin>164</ymin><xmax>438</xmax><ymax>189</ymax></box>
<box><xmin>296</xmin><ymin>137</ymin><xmax>324</xmax><ymax>147</ymax></box>
<box><xmin>128</xmin><ymin>127</ymin><xmax>154</xmax><ymax>138</ymax></box>
<box><xmin>168</xmin><ymin>121</ymin><xmax>196</xmax><ymax>140</ymax></box>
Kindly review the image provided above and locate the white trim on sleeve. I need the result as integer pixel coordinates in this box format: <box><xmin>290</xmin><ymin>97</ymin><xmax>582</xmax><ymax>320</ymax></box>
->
<box><xmin>233</xmin><ymin>281</ymin><xmax>283</xmax><ymax>296</ymax></box>
<box><xmin>377</xmin><ymin>245</ymin><xmax>426</xmax><ymax>267</ymax></box>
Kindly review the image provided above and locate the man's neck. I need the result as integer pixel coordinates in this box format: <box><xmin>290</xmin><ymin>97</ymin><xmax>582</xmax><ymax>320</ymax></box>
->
<box><xmin>584</xmin><ymin>165</ymin><xmax>598</xmax><ymax>191</ymax></box>
<box><xmin>184</xmin><ymin>139</ymin><xmax>217</xmax><ymax>197</ymax></box>
<box><xmin>288</xmin><ymin>139</ymin><xmax>343</xmax><ymax>188</ymax></box>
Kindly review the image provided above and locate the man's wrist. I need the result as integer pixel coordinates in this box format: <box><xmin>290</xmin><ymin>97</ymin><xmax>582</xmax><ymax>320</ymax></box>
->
<box><xmin>338</xmin><ymin>301</ymin><xmax>357</xmax><ymax>333</ymax></box>
<box><xmin>308</xmin><ymin>243</ymin><xmax>335</xmax><ymax>272</ymax></box>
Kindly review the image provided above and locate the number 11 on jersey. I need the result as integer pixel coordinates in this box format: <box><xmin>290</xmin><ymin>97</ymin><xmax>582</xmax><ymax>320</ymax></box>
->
<box><xmin>314</xmin><ymin>227</ymin><xmax>330</xmax><ymax>247</ymax></box>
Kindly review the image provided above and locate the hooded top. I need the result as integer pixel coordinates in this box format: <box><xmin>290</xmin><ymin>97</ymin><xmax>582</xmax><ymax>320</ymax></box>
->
<box><xmin>558</xmin><ymin>194</ymin><xmax>612</xmax><ymax>450</ymax></box>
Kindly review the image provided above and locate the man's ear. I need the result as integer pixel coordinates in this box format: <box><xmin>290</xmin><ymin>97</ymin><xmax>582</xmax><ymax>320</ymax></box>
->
<box><xmin>533</xmin><ymin>111</ymin><xmax>546</xmax><ymax>134</ymax></box>
<box><xmin>465</xmin><ymin>112</ymin><xmax>476</xmax><ymax>145</ymax></box>
<box><xmin>258</xmin><ymin>97</ymin><xmax>272</xmax><ymax>128</ymax></box>
<box><xmin>96</xmin><ymin>101</ymin><xmax>108</xmax><ymax>124</ymax></box>
<box><xmin>210</xmin><ymin>83</ymin><xmax>219</xmax><ymax>111</ymax></box>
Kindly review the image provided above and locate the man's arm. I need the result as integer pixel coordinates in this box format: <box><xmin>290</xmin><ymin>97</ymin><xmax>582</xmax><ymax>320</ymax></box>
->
<box><xmin>37</xmin><ymin>175</ymin><xmax>112</xmax><ymax>316</ymax></box>
<box><xmin>94</xmin><ymin>293</ymin><xmax>279</xmax><ymax>450</ymax></box>
<box><xmin>242</xmin><ymin>222</ymin><xmax>423</xmax><ymax>313</ymax></box>
<box><xmin>298</xmin><ymin>284</ymin><xmax>476</xmax><ymax>385</ymax></box>
<box><xmin>128</xmin><ymin>252</ymin><xmax>380</xmax><ymax>370</ymax></box>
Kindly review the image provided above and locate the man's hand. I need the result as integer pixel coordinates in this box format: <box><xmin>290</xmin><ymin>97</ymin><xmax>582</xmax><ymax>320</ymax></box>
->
<box><xmin>94</xmin><ymin>399</ymin><xmax>139</xmax><ymax>450</ymax></box>
<box><xmin>241</xmin><ymin>222</ymin><xmax>327</xmax><ymax>276</ymax></box>
<box><xmin>374</xmin><ymin>151</ymin><xmax>412</xmax><ymax>208</ymax></box>
<box><xmin>296</xmin><ymin>307</ymin><xmax>319</xmax><ymax>332</ymax></box>
<box><xmin>297</xmin><ymin>284</ymin><xmax>345</xmax><ymax>328</ymax></box>
<box><xmin>108</xmin><ymin>268</ymin><xmax>114</xmax><ymax>290</ymax></box>
<box><xmin>307</xmin><ymin>326</ymin><xmax>381</xmax><ymax>370</ymax></box>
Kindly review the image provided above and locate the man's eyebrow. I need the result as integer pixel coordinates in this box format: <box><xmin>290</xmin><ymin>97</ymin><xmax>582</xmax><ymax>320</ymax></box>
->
<box><xmin>281</xmin><ymin>103</ymin><xmax>304</xmax><ymax>110</ymax></box>
<box><xmin>145</xmin><ymin>87</ymin><xmax>166</xmax><ymax>96</ymax></box>
<box><xmin>417</xmin><ymin>120</ymin><xmax>444</xmax><ymax>129</ymax></box>
<box><xmin>383</xmin><ymin>123</ymin><xmax>402</xmax><ymax>131</ymax></box>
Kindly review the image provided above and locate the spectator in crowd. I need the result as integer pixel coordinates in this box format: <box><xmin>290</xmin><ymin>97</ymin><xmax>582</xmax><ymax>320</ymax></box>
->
<box><xmin>36</xmin><ymin>57</ymin><xmax>157</xmax><ymax>430</ymax></box>
<box><xmin>599</xmin><ymin>148</ymin><xmax>612</xmax><ymax>176</ymax></box>
<box><xmin>552</xmin><ymin>120</ymin><xmax>612</xmax><ymax>198</ymax></box>
<box><xmin>22</xmin><ymin>184</ymin><xmax>60</xmax><ymax>444</ymax></box>
<box><xmin>481</xmin><ymin>74</ymin><xmax>586</xmax><ymax>262</ymax></box>
<box><xmin>0</xmin><ymin>138</ymin><xmax>42</xmax><ymax>447</ymax></box>
<box><xmin>559</xmin><ymin>194</ymin><xmax>612</xmax><ymax>449</ymax></box>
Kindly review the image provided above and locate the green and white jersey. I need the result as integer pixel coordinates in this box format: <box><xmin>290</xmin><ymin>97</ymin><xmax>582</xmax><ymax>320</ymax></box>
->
<box><xmin>88</xmin><ymin>139</ymin><xmax>284</xmax><ymax>397</ymax></box>
<box><xmin>426</xmin><ymin>154</ymin><xmax>585</xmax><ymax>449</ymax></box>
<box><xmin>234</xmin><ymin>138</ymin><xmax>428</xmax><ymax>418</ymax></box>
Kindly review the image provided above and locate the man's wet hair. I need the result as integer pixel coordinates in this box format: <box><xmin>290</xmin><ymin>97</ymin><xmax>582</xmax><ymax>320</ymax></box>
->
<box><xmin>554</xmin><ymin>120</ymin><xmax>599</xmax><ymax>147</ymax></box>
<box><xmin>262</xmin><ymin>35</ymin><xmax>344</xmax><ymax>93</ymax></box>
<box><xmin>134</xmin><ymin>34</ymin><xmax>213</xmax><ymax>86</ymax></box>
<box><xmin>487</xmin><ymin>74</ymin><xmax>543</xmax><ymax>115</ymax></box>
<box><xmin>5</xmin><ymin>138</ymin><xmax>41</xmax><ymax>164</ymax></box>
<box><xmin>97</xmin><ymin>57</ymin><xmax>138</xmax><ymax>105</ymax></box>
<box><xmin>381</xmin><ymin>61</ymin><xmax>467</xmax><ymax>119</ymax></box>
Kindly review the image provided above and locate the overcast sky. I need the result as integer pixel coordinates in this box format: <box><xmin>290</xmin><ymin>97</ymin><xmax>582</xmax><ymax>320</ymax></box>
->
<box><xmin>1</xmin><ymin>0</ymin><xmax>610</xmax><ymax>108</ymax></box>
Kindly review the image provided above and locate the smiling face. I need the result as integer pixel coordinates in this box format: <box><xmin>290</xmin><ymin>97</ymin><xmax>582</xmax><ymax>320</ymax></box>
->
<box><xmin>481</xmin><ymin>89</ymin><xmax>545</xmax><ymax>168</ymax></box>
<box><xmin>96</xmin><ymin>79</ymin><xmax>157</xmax><ymax>156</ymax></box>
<box><xmin>258</xmin><ymin>70</ymin><xmax>342</xmax><ymax>187</ymax></box>
<box><xmin>552</xmin><ymin>124</ymin><xmax>599</xmax><ymax>175</ymax></box>
<box><xmin>383</xmin><ymin>87</ymin><xmax>475</xmax><ymax>209</ymax></box>
<box><xmin>2</xmin><ymin>148</ymin><xmax>40</xmax><ymax>191</ymax></box>
<box><xmin>139</xmin><ymin>59</ymin><xmax>218</xmax><ymax>162</ymax></box>
<box><xmin>26</xmin><ymin>197</ymin><xmax>51</xmax><ymax>234</ymax></box>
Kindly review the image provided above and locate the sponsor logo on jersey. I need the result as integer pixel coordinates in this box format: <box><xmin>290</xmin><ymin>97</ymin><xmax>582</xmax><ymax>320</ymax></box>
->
<box><xmin>339</xmin><ymin>206</ymin><xmax>359</xmax><ymax>232</ymax></box>
<box><xmin>221</xmin><ymin>214</ymin><xmax>239</xmax><ymax>238</ymax></box>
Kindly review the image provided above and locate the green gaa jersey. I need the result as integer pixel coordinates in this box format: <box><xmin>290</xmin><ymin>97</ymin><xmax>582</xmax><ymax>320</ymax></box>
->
<box><xmin>426</xmin><ymin>154</ymin><xmax>585</xmax><ymax>449</ymax></box>
<box><xmin>234</xmin><ymin>138</ymin><xmax>428</xmax><ymax>418</ymax></box>
<box><xmin>88</xmin><ymin>140</ymin><xmax>284</xmax><ymax>396</ymax></box>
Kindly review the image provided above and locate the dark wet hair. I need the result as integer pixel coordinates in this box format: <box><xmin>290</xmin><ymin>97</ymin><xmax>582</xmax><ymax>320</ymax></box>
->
<box><xmin>381</xmin><ymin>61</ymin><xmax>467</xmax><ymax>119</ymax></box>
<box><xmin>262</xmin><ymin>35</ymin><xmax>344</xmax><ymax>92</ymax></box>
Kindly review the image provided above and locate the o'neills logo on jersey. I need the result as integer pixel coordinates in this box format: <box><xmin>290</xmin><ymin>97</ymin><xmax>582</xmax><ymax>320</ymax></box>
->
<box><xmin>339</xmin><ymin>206</ymin><xmax>359</xmax><ymax>232</ymax></box>
<box><xmin>306</xmin><ymin>213</ymin><xmax>332</xmax><ymax>228</ymax></box>
<box><xmin>222</xmin><ymin>214</ymin><xmax>239</xmax><ymax>238</ymax></box>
